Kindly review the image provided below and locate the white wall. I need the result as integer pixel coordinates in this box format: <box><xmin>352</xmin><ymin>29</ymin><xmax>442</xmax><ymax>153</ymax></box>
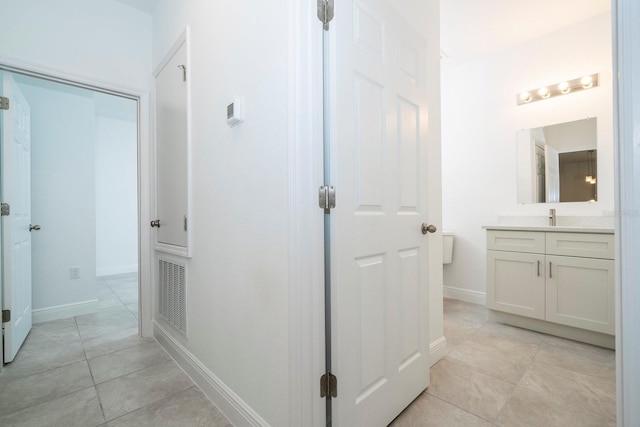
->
<box><xmin>152</xmin><ymin>1</ymin><xmax>290</xmax><ymax>425</ymax></box>
<box><xmin>21</xmin><ymin>83</ymin><xmax>98</xmax><ymax>311</ymax></box>
<box><xmin>95</xmin><ymin>112</ymin><xmax>138</xmax><ymax>277</ymax></box>
<box><xmin>0</xmin><ymin>0</ymin><xmax>151</xmax><ymax>91</ymax></box>
<box><xmin>441</xmin><ymin>13</ymin><xmax>613</xmax><ymax>300</ymax></box>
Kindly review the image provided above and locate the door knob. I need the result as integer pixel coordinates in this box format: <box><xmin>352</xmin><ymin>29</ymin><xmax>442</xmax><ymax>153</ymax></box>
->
<box><xmin>29</xmin><ymin>224</ymin><xmax>41</xmax><ymax>232</ymax></box>
<box><xmin>150</xmin><ymin>219</ymin><xmax>160</xmax><ymax>228</ymax></box>
<box><xmin>421</xmin><ymin>223</ymin><xmax>437</xmax><ymax>235</ymax></box>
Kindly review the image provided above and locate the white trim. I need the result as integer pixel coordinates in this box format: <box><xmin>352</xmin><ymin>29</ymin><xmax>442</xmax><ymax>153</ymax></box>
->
<box><xmin>153</xmin><ymin>321</ymin><xmax>270</xmax><ymax>427</ymax></box>
<box><xmin>287</xmin><ymin>1</ymin><xmax>326</xmax><ymax>426</ymax></box>
<box><xmin>32</xmin><ymin>300</ymin><xmax>98</xmax><ymax>324</ymax></box>
<box><xmin>613</xmin><ymin>0</ymin><xmax>640</xmax><ymax>423</ymax></box>
<box><xmin>443</xmin><ymin>286</ymin><xmax>487</xmax><ymax>305</ymax></box>
<box><xmin>96</xmin><ymin>264</ymin><xmax>138</xmax><ymax>277</ymax></box>
<box><xmin>0</xmin><ymin>56</ymin><xmax>152</xmax><ymax>339</ymax></box>
<box><xmin>429</xmin><ymin>336</ymin><xmax>448</xmax><ymax>366</ymax></box>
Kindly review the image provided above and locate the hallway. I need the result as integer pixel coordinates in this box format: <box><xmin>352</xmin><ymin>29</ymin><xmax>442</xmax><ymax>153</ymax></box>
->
<box><xmin>0</xmin><ymin>275</ymin><xmax>230</xmax><ymax>426</ymax></box>
<box><xmin>0</xmin><ymin>294</ymin><xmax>617</xmax><ymax>426</ymax></box>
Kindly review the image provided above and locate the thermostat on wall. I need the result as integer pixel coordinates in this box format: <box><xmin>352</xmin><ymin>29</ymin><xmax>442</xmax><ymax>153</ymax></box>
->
<box><xmin>227</xmin><ymin>98</ymin><xmax>244</xmax><ymax>127</ymax></box>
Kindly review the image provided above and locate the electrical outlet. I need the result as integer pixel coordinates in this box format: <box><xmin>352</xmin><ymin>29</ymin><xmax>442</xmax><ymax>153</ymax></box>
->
<box><xmin>70</xmin><ymin>266</ymin><xmax>80</xmax><ymax>279</ymax></box>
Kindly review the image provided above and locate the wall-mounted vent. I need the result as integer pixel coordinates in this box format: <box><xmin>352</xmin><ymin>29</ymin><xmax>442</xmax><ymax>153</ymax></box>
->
<box><xmin>159</xmin><ymin>258</ymin><xmax>187</xmax><ymax>335</ymax></box>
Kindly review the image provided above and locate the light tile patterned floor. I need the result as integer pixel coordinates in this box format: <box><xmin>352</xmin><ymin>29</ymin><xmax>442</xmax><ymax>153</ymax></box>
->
<box><xmin>390</xmin><ymin>298</ymin><xmax>616</xmax><ymax>426</ymax></box>
<box><xmin>0</xmin><ymin>274</ymin><xmax>231</xmax><ymax>427</ymax></box>
<box><xmin>1</xmin><ymin>286</ymin><xmax>615</xmax><ymax>426</ymax></box>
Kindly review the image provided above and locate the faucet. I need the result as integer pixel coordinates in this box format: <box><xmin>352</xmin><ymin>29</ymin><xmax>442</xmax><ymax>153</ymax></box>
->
<box><xmin>549</xmin><ymin>208</ymin><xmax>557</xmax><ymax>226</ymax></box>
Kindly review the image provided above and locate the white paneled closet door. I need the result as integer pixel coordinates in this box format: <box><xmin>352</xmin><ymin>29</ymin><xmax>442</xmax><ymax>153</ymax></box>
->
<box><xmin>328</xmin><ymin>1</ymin><xmax>439</xmax><ymax>425</ymax></box>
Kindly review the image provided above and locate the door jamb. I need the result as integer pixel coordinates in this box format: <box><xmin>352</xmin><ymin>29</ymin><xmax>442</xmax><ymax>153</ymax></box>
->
<box><xmin>287</xmin><ymin>0</ymin><xmax>326</xmax><ymax>426</ymax></box>
<box><xmin>0</xmin><ymin>56</ymin><xmax>153</xmax><ymax>339</ymax></box>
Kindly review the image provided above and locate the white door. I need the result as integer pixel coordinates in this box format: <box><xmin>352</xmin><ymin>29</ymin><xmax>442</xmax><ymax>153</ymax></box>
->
<box><xmin>155</xmin><ymin>40</ymin><xmax>189</xmax><ymax>249</ymax></box>
<box><xmin>1</xmin><ymin>72</ymin><xmax>33</xmax><ymax>363</ymax></box>
<box><xmin>330</xmin><ymin>1</ymin><xmax>436</xmax><ymax>425</ymax></box>
<box><xmin>545</xmin><ymin>144</ymin><xmax>560</xmax><ymax>203</ymax></box>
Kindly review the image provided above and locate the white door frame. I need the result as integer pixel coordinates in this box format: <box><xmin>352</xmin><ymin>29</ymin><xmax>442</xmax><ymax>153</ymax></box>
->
<box><xmin>286</xmin><ymin>0</ymin><xmax>326</xmax><ymax>426</ymax></box>
<box><xmin>612</xmin><ymin>0</ymin><xmax>640</xmax><ymax>424</ymax></box>
<box><xmin>0</xmin><ymin>56</ymin><xmax>152</xmax><ymax>340</ymax></box>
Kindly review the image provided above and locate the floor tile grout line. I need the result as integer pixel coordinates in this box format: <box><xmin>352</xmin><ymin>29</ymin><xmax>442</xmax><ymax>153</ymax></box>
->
<box><xmin>0</xmin><ymin>385</ymin><xmax>100</xmax><ymax>421</ymax></box>
<box><xmin>424</xmin><ymin>391</ymin><xmax>499</xmax><ymax>425</ymax></box>
<box><xmin>91</xmin><ymin>348</ymin><xmax>173</xmax><ymax>387</ymax></box>
<box><xmin>103</xmin><ymin>385</ymin><xmax>200</xmax><ymax>424</ymax></box>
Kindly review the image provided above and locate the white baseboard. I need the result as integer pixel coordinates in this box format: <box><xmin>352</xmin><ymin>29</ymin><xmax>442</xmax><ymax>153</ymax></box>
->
<box><xmin>97</xmin><ymin>264</ymin><xmax>138</xmax><ymax>277</ymax></box>
<box><xmin>443</xmin><ymin>286</ymin><xmax>487</xmax><ymax>305</ymax></box>
<box><xmin>429</xmin><ymin>336</ymin><xmax>448</xmax><ymax>366</ymax></box>
<box><xmin>153</xmin><ymin>321</ymin><xmax>270</xmax><ymax>427</ymax></box>
<box><xmin>32</xmin><ymin>300</ymin><xmax>98</xmax><ymax>324</ymax></box>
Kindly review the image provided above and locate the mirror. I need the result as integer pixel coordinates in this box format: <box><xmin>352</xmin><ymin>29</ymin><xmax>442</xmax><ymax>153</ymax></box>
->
<box><xmin>517</xmin><ymin>118</ymin><xmax>597</xmax><ymax>204</ymax></box>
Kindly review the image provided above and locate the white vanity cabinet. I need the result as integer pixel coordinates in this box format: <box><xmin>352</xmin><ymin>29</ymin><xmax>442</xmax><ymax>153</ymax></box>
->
<box><xmin>486</xmin><ymin>228</ymin><xmax>615</xmax><ymax>342</ymax></box>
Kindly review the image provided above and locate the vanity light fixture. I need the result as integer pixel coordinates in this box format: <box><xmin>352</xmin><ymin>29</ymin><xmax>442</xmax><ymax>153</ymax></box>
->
<box><xmin>516</xmin><ymin>73</ymin><xmax>599</xmax><ymax>105</ymax></box>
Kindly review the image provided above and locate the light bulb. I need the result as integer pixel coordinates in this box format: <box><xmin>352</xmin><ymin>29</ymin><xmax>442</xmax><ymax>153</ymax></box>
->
<box><xmin>591</xmin><ymin>178</ymin><xmax>597</xmax><ymax>184</ymax></box>
<box><xmin>586</xmin><ymin>175</ymin><xmax>593</xmax><ymax>182</ymax></box>
<box><xmin>558</xmin><ymin>82</ymin><xmax>570</xmax><ymax>94</ymax></box>
<box><xmin>581</xmin><ymin>75</ymin><xmax>593</xmax><ymax>89</ymax></box>
<box><xmin>520</xmin><ymin>92</ymin><xmax>532</xmax><ymax>103</ymax></box>
<box><xmin>538</xmin><ymin>87</ymin><xmax>550</xmax><ymax>98</ymax></box>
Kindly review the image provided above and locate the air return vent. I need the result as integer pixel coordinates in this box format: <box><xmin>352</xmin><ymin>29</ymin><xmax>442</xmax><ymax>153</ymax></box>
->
<box><xmin>158</xmin><ymin>258</ymin><xmax>187</xmax><ymax>335</ymax></box>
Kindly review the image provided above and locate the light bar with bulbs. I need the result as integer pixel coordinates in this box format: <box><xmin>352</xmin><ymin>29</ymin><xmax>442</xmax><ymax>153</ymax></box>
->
<box><xmin>517</xmin><ymin>74</ymin><xmax>599</xmax><ymax>106</ymax></box>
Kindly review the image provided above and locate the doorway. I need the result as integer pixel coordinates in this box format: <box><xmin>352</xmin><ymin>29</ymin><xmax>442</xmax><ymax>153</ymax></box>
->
<box><xmin>0</xmin><ymin>67</ymin><xmax>140</xmax><ymax>366</ymax></box>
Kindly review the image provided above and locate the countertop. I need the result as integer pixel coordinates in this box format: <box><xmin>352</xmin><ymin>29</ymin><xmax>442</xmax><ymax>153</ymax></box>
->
<box><xmin>482</xmin><ymin>225</ymin><xmax>614</xmax><ymax>234</ymax></box>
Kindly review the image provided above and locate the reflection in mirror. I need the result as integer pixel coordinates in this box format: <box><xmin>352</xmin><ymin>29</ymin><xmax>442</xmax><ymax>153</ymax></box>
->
<box><xmin>517</xmin><ymin>118</ymin><xmax>597</xmax><ymax>204</ymax></box>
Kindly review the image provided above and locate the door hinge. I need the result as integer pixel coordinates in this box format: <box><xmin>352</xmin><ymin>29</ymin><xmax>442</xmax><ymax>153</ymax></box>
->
<box><xmin>2</xmin><ymin>310</ymin><xmax>10</xmax><ymax>323</ymax></box>
<box><xmin>184</xmin><ymin>215</ymin><xmax>188</xmax><ymax>231</ymax></box>
<box><xmin>319</xmin><ymin>185</ymin><xmax>336</xmax><ymax>214</ymax></box>
<box><xmin>0</xmin><ymin>203</ymin><xmax>10</xmax><ymax>216</ymax></box>
<box><xmin>317</xmin><ymin>0</ymin><xmax>335</xmax><ymax>31</ymax></box>
<box><xmin>320</xmin><ymin>372</ymin><xmax>337</xmax><ymax>398</ymax></box>
<box><xmin>0</xmin><ymin>96</ymin><xmax>9</xmax><ymax>111</ymax></box>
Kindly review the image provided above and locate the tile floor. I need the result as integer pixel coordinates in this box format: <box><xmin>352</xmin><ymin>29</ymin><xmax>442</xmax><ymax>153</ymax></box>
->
<box><xmin>0</xmin><ymin>274</ymin><xmax>231</xmax><ymax>427</ymax></box>
<box><xmin>391</xmin><ymin>298</ymin><xmax>616</xmax><ymax>426</ymax></box>
<box><xmin>1</xmin><ymin>285</ymin><xmax>616</xmax><ymax>427</ymax></box>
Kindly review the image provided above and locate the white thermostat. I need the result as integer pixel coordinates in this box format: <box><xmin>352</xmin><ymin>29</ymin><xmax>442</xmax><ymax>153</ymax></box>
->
<box><xmin>227</xmin><ymin>98</ymin><xmax>244</xmax><ymax>127</ymax></box>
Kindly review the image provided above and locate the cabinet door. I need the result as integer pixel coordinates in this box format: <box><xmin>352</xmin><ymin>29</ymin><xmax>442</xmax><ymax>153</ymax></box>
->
<box><xmin>487</xmin><ymin>250</ymin><xmax>545</xmax><ymax>319</ymax></box>
<box><xmin>546</xmin><ymin>255</ymin><xmax>615</xmax><ymax>334</ymax></box>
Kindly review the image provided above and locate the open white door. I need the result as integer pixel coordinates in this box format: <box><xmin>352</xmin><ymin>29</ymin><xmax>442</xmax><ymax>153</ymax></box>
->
<box><xmin>1</xmin><ymin>71</ymin><xmax>33</xmax><ymax>363</ymax></box>
<box><xmin>330</xmin><ymin>0</ymin><xmax>437</xmax><ymax>425</ymax></box>
<box><xmin>545</xmin><ymin>144</ymin><xmax>560</xmax><ymax>203</ymax></box>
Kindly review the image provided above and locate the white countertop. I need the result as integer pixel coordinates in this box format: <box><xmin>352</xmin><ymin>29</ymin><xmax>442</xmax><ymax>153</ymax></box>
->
<box><xmin>482</xmin><ymin>225</ymin><xmax>614</xmax><ymax>234</ymax></box>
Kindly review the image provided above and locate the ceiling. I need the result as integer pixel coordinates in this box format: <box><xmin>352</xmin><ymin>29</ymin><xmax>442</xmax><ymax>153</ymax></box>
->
<box><xmin>441</xmin><ymin>0</ymin><xmax>611</xmax><ymax>63</ymax></box>
<box><xmin>112</xmin><ymin>0</ymin><xmax>158</xmax><ymax>15</ymax></box>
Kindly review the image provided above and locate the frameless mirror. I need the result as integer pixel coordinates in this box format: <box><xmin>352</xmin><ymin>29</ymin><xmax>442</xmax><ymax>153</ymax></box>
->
<box><xmin>517</xmin><ymin>118</ymin><xmax>597</xmax><ymax>204</ymax></box>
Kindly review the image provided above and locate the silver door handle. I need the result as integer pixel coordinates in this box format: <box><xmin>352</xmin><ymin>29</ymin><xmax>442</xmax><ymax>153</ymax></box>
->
<box><xmin>150</xmin><ymin>219</ymin><xmax>160</xmax><ymax>228</ymax></box>
<box><xmin>29</xmin><ymin>224</ymin><xmax>41</xmax><ymax>232</ymax></box>
<box><xmin>421</xmin><ymin>223</ymin><xmax>437</xmax><ymax>235</ymax></box>
<box><xmin>549</xmin><ymin>261</ymin><xmax>552</xmax><ymax>279</ymax></box>
<box><xmin>537</xmin><ymin>260</ymin><xmax>540</xmax><ymax>277</ymax></box>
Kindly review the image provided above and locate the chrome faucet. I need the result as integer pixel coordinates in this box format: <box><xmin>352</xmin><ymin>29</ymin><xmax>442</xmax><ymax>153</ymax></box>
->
<box><xmin>549</xmin><ymin>208</ymin><xmax>557</xmax><ymax>226</ymax></box>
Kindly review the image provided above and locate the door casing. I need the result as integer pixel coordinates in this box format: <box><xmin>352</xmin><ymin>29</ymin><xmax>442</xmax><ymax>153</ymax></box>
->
<box><xmin>0</xmin><ymin>58</ymin><xmax>152</xmax><ymax>362</ymax></box>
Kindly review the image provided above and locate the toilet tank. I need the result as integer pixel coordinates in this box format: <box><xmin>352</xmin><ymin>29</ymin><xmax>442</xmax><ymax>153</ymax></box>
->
<box><xmin>443</xmin><ymin>231</ymin><xmax>454</xmax><ymax>264</ymax></box>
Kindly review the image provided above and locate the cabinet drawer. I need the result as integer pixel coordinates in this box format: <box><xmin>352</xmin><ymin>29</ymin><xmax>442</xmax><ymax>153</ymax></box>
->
<box><xmin>546</xmin><ymin>233</ymin><xmax>614</xmax><ymax>259</ymax></box>
<box><xmin>487</xmin><ymin>230</ymin><xmax>545</xmax><ymax>254</ymax></box>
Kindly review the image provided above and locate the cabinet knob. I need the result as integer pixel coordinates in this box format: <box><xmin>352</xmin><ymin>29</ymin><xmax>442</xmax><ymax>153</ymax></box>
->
<box><xmin>150</xmin><ymin>219</ymin><xmax>160</xmax><ymax>228</ymax></box>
